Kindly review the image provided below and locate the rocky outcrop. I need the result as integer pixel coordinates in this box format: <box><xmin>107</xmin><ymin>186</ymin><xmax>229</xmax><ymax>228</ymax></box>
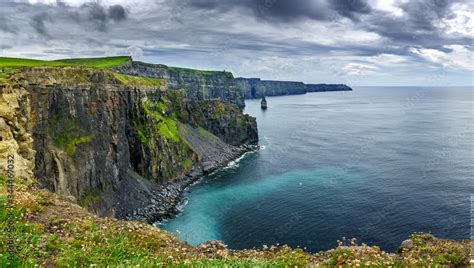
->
<box><xmin>112</xmin><ymin>61</ymin><xmax>245</xmax><ymax>110</ymax></box>
<box><xmin>0</xmin><ymin>81</ymin><xmax>35</xmax><ymax>179</ymax></box>
<box><xmin>235</xmin><ymin>78</ymin><xmax>352</xmax><ymax>99</ymax></box>
<box><xmin>261</xmin><ymin>96</ymin><xmax>267</xmax><ymax>109</ymax></box>
<box><xmin>0</xmin><ymin>66</ymin><xmax>257</xmax><ymax>222</ymax></box>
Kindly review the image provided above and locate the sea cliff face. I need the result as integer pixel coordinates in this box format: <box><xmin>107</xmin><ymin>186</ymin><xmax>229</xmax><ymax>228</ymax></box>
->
<box><xmin>112</xmin><ymin>61</ymin><xmax>245</xmax><ymax>110</ymax></box>
<box><xmin>235</xmin><ymin>78</ymin><xmax>352</xmax><ymax>98</ymax></box>
<box><xmin>305</xmin><ymin>83</ymin><xmax>352</xmax><ymax>92</ymax></box>
<box><xmin>0</xmin><ymin>65</ymin><xmax>257</xmax><ymax>222</ymax></box>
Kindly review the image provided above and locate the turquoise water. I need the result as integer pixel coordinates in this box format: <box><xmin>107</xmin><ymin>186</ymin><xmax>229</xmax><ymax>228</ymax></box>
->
<box><xmin>162</xmin><ymin>87</ymin><xmax>473</xmax><ymax>252</ymax></box>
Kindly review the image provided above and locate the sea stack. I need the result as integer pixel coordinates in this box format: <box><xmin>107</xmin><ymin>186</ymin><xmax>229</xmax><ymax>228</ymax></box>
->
<box><xmin>261</xmin><ymin>96</ymin><xmax>267</xmax><ymax>109</ymax></box>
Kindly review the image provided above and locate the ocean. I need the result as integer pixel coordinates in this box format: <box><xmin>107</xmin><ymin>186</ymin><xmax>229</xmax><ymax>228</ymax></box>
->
<box><xmin>161</xmin><ymin>86</ymin><xmax>473</xmax><ymax>252</ymax></box>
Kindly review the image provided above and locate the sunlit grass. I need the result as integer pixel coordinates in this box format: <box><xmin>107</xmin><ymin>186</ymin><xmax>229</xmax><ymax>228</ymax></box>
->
<box><xmin>0</xmin><ymin>56</ymin><xmax>130</xmax><ymax>68</ymax></box>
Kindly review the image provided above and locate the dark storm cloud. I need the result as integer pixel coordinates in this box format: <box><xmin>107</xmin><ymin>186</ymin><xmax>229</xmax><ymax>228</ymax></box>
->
<box><xmin>81</xmin><ymin>2</ymin><xmax>108</xmax><ymax>31</ymax></box>
<box><xmin>109</xmin><ymin>5</ymin><xmax>127</xmax><ymax>22</ymax></box>
<box><xmin>401</xmin><ymin>0</ymin><xmax>454</xmax><ymax>31</ymax></box>
<box><xmin>361</xmin><ymin>0</ymin><xmax>469</xmax><ymax>50</ymax></box>
<box><xmin>1</xmin><ymin>1</ymin><xmax>129</xmax><ymax>36</ymax></box>
<box><xmin>185</xmin><ymin>0</ymin><xmax>471</xmax><ymax>49</ymax></box>
<box><xmin>185</xmin><ymin>0</ymin><xmax>373</xmax><ymax>22</ymax></box>
<box><xmin>186</xmin><ymin>0</ymin><xmax>336</xmax><ymax>22</ymax></box>
<box><xmin>330</xmin><ymin>0</ymin><xmax>372</xmax><ymax>21</ymax></box>
<box><xmin>79</xmin><ymin>3</ymin><xmax>128</xmax><ymax>30</ymax></box>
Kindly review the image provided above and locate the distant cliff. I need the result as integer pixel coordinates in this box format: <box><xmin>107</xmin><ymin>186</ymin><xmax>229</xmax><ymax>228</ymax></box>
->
<box><xmin>235</xmin><ymin>78</ymin><xmax>351</xmax><ymax>99</ymax></box>
<box><xmin>305</xmin><ymin>83</ymin><xmax>352</xmax><ymax>92</ymax></box>
<box><xmin>0</xmin><ymin>61</ymin><xmax>257</xmax><ymax>222</ymax></box>
<box><xmin>113</xmin><ymin>61</ymin><xmax>245</xmax><ymax>110</ymax></box>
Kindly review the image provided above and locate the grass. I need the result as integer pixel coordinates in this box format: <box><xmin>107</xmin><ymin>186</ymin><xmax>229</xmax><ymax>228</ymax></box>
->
<box><xmin>54</xmin><ymin>56</ymin><xmax>131</xmax><ymax>68</ymax></box>
<box><xmin>112</xmin><ymin>73</ymin><xmax>166</xmax><ymax>89</ymax></box>
<box><xmin>49</xmin><ymin>117</ymin><xmax>93</xmax><ymax>157</ymax></box>
<box><xmin>399</xmin><ymin>233</ymin><xmax>470</xmax><ymax>266</ymax></box>
<box><xmin>53</xmin><ymin>134</ymin><xmax>93</xmax><ymax>157</ymax></box>
<box><xmin>139</xmin><ymin>101</ymin><xmax>181</xmax><ymax>143</ymax></box>
<box><xmin>0</xmin><ymin>70</ymin><xmax>9</xmax><ymax>84</ymax></box>
<box><xmin>158</xmin><ymin>118</ymin><xmax>180</xmax><ymax>142</ymax></box>
<box><xmin>0</xmin><ymin>58</ymin><xmax>66</xmax><ymax>68</ymax></box>
<box><xmin>182</xmin><ymin>159</ymin><xmax>193</xmax><ymax>170</ymax></box>
<box><xmin>80</xmin><ymin>191</ymin><xmax>101</xmax><ymax>207</ymax></box>
<box><xmin>0</xmin><ymin>67</ymin><xmax>23</xmax><ymax>85</ymax></box>
<box><xmin>197</xmin><ymin>126</ymin><xmax>220</xmax><ymax>141</ymax></box>
<box><xmin>168</xmin><ymin>66</ymin><xmax>233</xmax><ymax>78</ymax></box>
<box><xmin>0</xmin><ymin>56</ymin><xmax>130</xmax><ymax>68</ymax></box>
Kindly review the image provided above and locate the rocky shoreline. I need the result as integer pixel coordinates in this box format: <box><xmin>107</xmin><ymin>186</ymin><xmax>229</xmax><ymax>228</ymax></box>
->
<box><xmin>119</xmin><ymin>144</ymin><xmax>259</xmax><ymax>223</ymax></box>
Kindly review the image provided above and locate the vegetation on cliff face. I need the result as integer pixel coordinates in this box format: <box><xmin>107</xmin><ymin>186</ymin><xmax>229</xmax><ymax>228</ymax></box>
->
<box><xmin>112</xmin><ymin>73</ymin><xmax>166</xmax><ymax>89</ymax></box>
<box><xmin>133</xmin><ymin>99</ymin><xmax>198</xmax><ymax>174</ymax></box>
<box><xmin>134</xmin><ymin>100</ymin><xmax>185</xmax><ymax>145</ymax></box>
<box><xmin>49</xmin><ymin>116</ymin><xmax>94</xmax><ymax>158</ymax></box>
<box><xmin>0</xmin><ymin>178</ymin><xmax>470</xmax><ymax>267</ymax></box>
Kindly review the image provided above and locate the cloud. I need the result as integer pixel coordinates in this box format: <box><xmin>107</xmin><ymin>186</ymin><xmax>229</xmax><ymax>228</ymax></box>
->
<box><xmin>81</xmin><ymin>2</ymin><xmax>108</xmax><ymax>31</ymax></box>
<box><xmin>126</xmin><ymin>46</ymin><xmax>143</xmax><ymax>58</ymax></box>
<box><xmin>0</xmin><ymin>17</ymin><xmax>17</xmax><ymax>33</ymax></box>
<box><xmin>438</xmin><ymin>2</ymin><xmax>474</xmax><ymax>37</ymax></box>
<box><xmin>108</xmin><ymin>4</ymin><xmax>127</xmax><ymax>22</ymax></box>
<box><xmin>186</xmin><ymin>0</ymin><xmax>337</xmax><ymax>22</ymax></box>
<box><xmin>330</xmin><ymin>0</ymin><xmax>372</xmax><ymax>21</ymax></box>
<box><xmin>410</xmin><ymin>45</ymin><xmax>474</xmax><ymax>70</ymax></box>
<box><xmin>19</xmin><ymin>1</ymin><xmax>130</xmax><ymax>35</ymax></box>
<box><xmin>30</xmin><ymin>12</ymin><xmax>52</xmax><ymax>37</ymax></box>
<box><xmin>362</xmin><ymin>0</ymin><xmax>472</xmax><ymax>49</ymax></box>
<box><xmin>0</xmin><ymin>0</ymin><xmax>472</xmax><ymax>86</ymax></box>
<box><xmin>342</xmin><ymin>63</ymin><xmax>379</xmax><ymax>76</ymax></box>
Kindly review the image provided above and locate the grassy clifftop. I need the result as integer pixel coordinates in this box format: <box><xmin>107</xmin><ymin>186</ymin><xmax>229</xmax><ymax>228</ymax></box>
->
<box><xmin>0</xmin><ymin>178</ymin><xmax>470</xmax><ymax>267</ymax></box>
<box><xmin>0</xmin><ymin>56</ymin><xmax>131</xmax><ymax>68</ymax></box>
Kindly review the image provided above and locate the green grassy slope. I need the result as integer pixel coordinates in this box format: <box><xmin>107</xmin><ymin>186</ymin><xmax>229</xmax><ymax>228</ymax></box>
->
<box><xmin>54</xmin><ymin>56</ymin><xmax>131</xmax><ymax>68</ymax></box>
<box><xmin>0</xmin><ymin>56</ymin><xmax>233</xmax><ymax>78</ymax></box>
<box><xmin>0</xmin><ymin>56</ymin><xmax>130</xmax><ymax>68</ymax></box>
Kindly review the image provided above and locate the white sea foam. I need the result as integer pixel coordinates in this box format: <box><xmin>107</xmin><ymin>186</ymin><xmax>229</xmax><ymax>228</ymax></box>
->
<box><xmin>223</xmin><ymin>145</ymin><xmax>262</xmax><ymax>170</ymax></box>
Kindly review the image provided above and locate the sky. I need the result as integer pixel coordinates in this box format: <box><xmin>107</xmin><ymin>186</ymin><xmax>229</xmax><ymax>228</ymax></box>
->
<box><xmin>0</xmin><ymin>0</ymin><xmax>472</xmax><ymax>86</ymax></box>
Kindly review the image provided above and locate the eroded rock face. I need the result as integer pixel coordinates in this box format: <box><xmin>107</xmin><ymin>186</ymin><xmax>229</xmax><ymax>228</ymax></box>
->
<box><xmin>0</xmin><ymin>67</ymin><xmax>258</xmax><ymax>222</ymax></box>
<box><xmin>400</xmin><ymin>239</ymin><xmax>414</xmax><ymax>251</ymax></box>
<box><xmin>168</xmin><ymin>93</ymin><xmax>258</xmax><ymax>146</ymax></box>
<box><xmin>113</xmin><ymin>61</ymin><xmax>245</xmax><ymax>110</ymax></box>
<box><xmin>0</xmin><ymin>83</ymin><xmax>35</xmax><ymax>179</ymax></box>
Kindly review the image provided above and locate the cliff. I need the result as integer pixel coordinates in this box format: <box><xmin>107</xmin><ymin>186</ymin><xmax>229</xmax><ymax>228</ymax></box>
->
<box><xmin>0</xmin><ymin>61</ymin><xmax>257</xmax><ymax>222</ymax></box>
<box><xmin>305</xmin><ymin>83</ymin><xmax>352</xmax><ymax>92</ymax></box>
<box><xmin>112</xmin><ymin>61</ymin><xmax>245</xmax><ymax>110</ymax></box>
<box><xmin>235</xmin><ymin>78</ymin><xmax>352</xmax><ymax>99</ymax></box>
